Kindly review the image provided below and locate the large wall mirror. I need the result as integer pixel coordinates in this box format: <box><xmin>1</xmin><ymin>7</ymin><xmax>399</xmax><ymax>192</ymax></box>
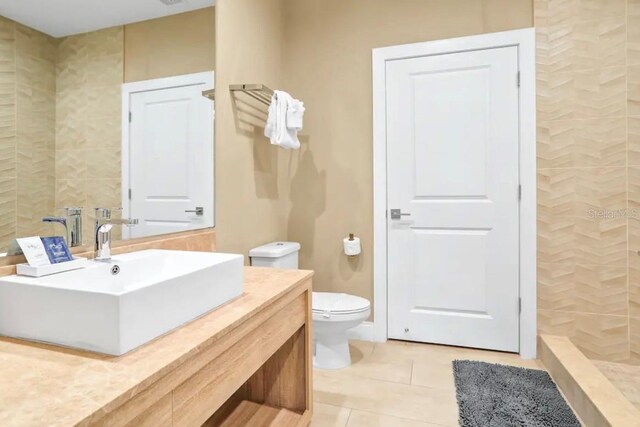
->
<box><xmin>0</xmin><ymin>1</ymin><xmax>216</xmax><ymax>256</ymax></box>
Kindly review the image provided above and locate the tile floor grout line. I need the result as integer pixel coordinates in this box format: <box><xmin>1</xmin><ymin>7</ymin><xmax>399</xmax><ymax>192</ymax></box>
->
<box><xmin>410</xmin><ymin>359</ymin><xmax>414</xmax><ymax>384</ymax></box>
<box><xmin>345</xmin><ymin>407</ymin><xmax>458</xmax><ymax>427</ymax></box>
<box><xmin>316</xmin><ymin>369</ymin><xmax>460</xmax><ymax>394</ymax></box>
<box><xmin>344</xmin><ymin>407</ymin><xmax>352</xmax><ymax>427</ymax></box>
<box><xmin>387</xmin><ymin>380</ymin><xmax>456</xmax><ymax>392</ymax></box>
<box><xmin>312</xmin><ymin>401</ymin><xmax>350</xmax><ymax>410</ymax></box>
<box><xmin>316</xmin><ymin>370</ymin><xmax>414</xmax><ymax>387</ymax></box>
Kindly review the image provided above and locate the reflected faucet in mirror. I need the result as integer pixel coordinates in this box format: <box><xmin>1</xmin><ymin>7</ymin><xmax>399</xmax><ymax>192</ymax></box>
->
<box><xmin>42</xmin><ymin>207</ymin><xmax>83</xmax><ymax>247</ymax></box>
<box><xmin>94</xmin><ymin>208</ymin><xmax>139</xmax><ymax>262</ymax></box>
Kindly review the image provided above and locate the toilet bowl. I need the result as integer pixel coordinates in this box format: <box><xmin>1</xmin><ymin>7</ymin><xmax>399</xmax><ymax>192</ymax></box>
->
<box><xmin>312</xmin><ymin>292</ymin><xmax>370</xmax><ymax>370</ymax></box>
<box><xmin>248</xmin><ymin>242</ymin><xmax>371</xmax><ymax>370</ymax></box>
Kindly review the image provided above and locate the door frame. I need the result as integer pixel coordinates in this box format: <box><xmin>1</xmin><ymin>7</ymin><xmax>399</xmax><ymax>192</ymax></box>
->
<box><xmin>371</xmin><ymin>28</ymin><xmax>536</xmax><ymax>358</ymax></box>
<box><xmin>121</xmin><ymin>71</ymin><xmax>214</xmax><ymax>238</ymax></box>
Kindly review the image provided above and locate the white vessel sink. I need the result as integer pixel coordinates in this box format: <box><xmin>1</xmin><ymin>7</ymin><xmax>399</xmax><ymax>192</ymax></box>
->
<box><xmin>0</xmin><ymin>249</ymin><xmax>244</xmax><ymax>356</ymax></box>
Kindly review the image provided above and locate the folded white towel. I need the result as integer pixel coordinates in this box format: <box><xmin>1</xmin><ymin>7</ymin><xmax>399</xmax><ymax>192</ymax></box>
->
<box><xmin>264</xmin><ymin>90</ymin><xmax>303</xmax><ymax>150</ymax></box>
<box><xmin>287</xmin><ymin>98</ymin><xmax>304</xmax><ymax>130</ymax></box>
<box><xmin>265</xmin><ymin>93</ymin><xmax>278</xmax><ymax>140</ymax></box>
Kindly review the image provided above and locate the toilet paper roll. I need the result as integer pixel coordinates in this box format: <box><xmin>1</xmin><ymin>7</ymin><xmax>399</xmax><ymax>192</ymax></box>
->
<box><xmin>343</xmin><ymin>236</ymin><xmax>361</xmax><ymax>256</ymax></box>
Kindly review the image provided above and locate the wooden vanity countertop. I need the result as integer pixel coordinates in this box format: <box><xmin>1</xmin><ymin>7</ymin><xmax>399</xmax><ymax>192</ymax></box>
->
<box><xmin>0</xmin><ymin>267</ymin><xmax>313</xmax><ymax>427</ymax></box>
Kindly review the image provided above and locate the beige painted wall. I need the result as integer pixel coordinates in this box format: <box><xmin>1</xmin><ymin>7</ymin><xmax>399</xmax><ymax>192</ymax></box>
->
<box><xmin>214</xmin><ymin>0</ymin><xmax>289</xmax><ymax>261</ymax></box>
<box><xmin>124</xmin><ymin>7</ymin><xmax>215</xmax><ymax>83</ymax></box>
<box><xmin>279</xmin><ymin>0</ymin><xmax>533</xmax><ymax>311</ymax></box>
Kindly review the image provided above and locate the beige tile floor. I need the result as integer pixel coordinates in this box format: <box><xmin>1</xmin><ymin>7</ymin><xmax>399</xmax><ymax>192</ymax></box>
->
<box><xmin>311</xmin><ymin>340</ymin><xmax>544</xmax><ymax>427</ymax></box>
<box><xmin>593</xmin><ymin>360</ymin><xmax>640</xmax><ymax>410</ymax></box>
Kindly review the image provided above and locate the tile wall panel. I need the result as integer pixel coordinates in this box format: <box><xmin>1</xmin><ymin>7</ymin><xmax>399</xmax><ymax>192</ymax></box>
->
<box><xmin>0</xmin><ymin>16</ymin><xmax>123</xmax><ymax>252</ymax></box>
<box><xmin>536</xmin><ymin>0</ymin><xmax>637</xmax><ymax>362</ymax></box>
<box><xmin>538</xmin><ymin>263</ymin><xmax>627</xmax><ymax>315</ymax></box>
<box><xmin>0</xmin><ymin>16</ymin><xmax>15</xmax><ymax>251</ymax></box>
<box><xmin>15</xmin><ymin>24</ymin><xmax>56</xmax><ymax>240</ymax></box>
<box><xmin>537</xmin><ymin>118</ymin><xmax>626</xmax><ymax>168</ymax></box>
<box><xmin>54</xmin><ymin>27</ymin><xmax>123</xmax><ymax>244</ymax></box>
<box><xmin>0</xmin><ymin>18</ymin><xmax>56</xmax><ymax>250</ymax></box>
<box><xmin>630</xmin><ymin>0</ymin><xmax>640</xmax><ymax>65</ymax></box>
<box><xmin>538</xmin><ymin>310</ymin><xmax>629</xmax><ymax>362</ymax></box>
<box><xmin>631</xmin><ymin>316</ymin><xmax>640</xmax><ymax>361</ymax></box>
<box><xmin>630</xmin><ymin>0</ymin><xmax>640</xmax><ymax>363</ymax></box>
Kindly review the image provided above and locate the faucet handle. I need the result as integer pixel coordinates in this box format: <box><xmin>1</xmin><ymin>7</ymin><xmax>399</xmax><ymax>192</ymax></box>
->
<box><xmin>94</xmin><ymin>207</ymin><xmax>112</xmax><ymax>220</ymax></box>
<box><xmin>94</xmin><ymin>207</ymin><xmax>129</xmax><ymax>222</ymax></box>
<box><xmin>60</xmin><ymin>207</ymin><xmax>83</xmax><ymax>216</ymax></box>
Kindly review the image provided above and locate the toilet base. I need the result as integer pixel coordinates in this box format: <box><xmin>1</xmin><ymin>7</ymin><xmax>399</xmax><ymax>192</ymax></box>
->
<box><xmin>313</xmin><ymin>330</ymin><xmax>351</xmax><ymax>370</ymax></box>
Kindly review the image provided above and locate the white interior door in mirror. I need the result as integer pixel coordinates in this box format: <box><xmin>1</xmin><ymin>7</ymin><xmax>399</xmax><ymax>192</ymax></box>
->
<box><xmin>122</xmin><ymin>72</ymin><xmax>214</xmax><ymax>239</ymax></box>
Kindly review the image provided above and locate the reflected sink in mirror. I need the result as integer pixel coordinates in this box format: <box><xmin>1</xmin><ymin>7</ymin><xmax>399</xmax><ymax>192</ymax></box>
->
<box><xmin>0</xmin><ymin>250</ymin><xmax>243</xmax><ymax>356</ymax></box>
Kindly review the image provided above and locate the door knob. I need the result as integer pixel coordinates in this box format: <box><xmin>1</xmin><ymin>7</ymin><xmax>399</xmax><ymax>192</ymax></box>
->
<box><xmin>390</xmin><ymin>209</ymin><xmax>411</xmax><ymax>220</ymax></box>
<box><xmin>185</xmin><ymin>207</ymin><xmax>204</xmax><ymax>216</ymax></box>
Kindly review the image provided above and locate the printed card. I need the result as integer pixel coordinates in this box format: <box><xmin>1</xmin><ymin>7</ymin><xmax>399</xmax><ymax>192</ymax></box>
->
<box><xmin>16</xmin><ymin>237</ymin><xmax>51</xmax><ymax>267</ymax></box>
<box><xmin>41</xmin><ymin>236</ymin><xmax>73</xmax><ymax>264</ymax></box>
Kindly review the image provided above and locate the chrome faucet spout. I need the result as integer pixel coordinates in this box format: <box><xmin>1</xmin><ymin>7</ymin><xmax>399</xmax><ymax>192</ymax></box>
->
<box><xmin>94</xmin><ymin>208</ymin><xmax>138</xmax><ymax>262</ymax></box>
<box><xmin>95</xmin><ymin>223</ymin><xmax>113</xmax><ymax>262</ymax></box>
<box><xmin>42</xmin><ymin>216</ymin><xmax>67</xmax><ymax>227</ymax></box>
<box><xmin>43</xmin><ymin>207</ymin><xmax>83</xmax><ymax>247</ymax></box>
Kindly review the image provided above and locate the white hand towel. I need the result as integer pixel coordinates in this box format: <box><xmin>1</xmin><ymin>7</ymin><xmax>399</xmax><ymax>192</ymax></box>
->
<box><xmin>264</xmin><ymin>93</ymin><xmax>278</xmax><ymax>140</ymax></box>
<box><xmin>286</xmin><ymin>98</ymin><xmax>305</xmax><ymax>130</ymax></box>
<box><xmin>265</xmin><ymin>90</ymin><xmax>301</xmax><ymax>150</ymax></box>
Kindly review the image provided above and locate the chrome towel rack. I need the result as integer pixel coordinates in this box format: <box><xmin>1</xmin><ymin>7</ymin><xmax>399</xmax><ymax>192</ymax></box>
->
<box><xmin>201</xmin><ymin>84</ymin><xmax>275</xmax><ymax>106</ymax></box>
<box><xmin>230</xmin><ymin>84</ymin><xmax>274</xmax><ymax>105</ymax></box>
<box><xmin>202</xmin><ymin>88</ymin><xmax>215</xmax><ymax>100</ymax></box>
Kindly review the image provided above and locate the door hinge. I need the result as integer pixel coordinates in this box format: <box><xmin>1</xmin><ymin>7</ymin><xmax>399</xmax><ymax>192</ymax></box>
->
<box><xmin>128</xmin><ymin>188</ymin><xmax>132</xmax><ymax>200</ymax></box>
<box><xmin>518</xmin><ymin>184</ymin><xmax>522</xmax><ymax>201</ymax></box>
<box><xmin>518</xmin><ymin>297</ymin><xmax>522</xmax><ymax>314</ymax></box>
<box><xmin>129</xmin><ymin>111</ymin><xmax>132</xmax><ymax>122</ymax></box>
<box><xmin>517</xmin><ymin>71</ymin><xmax>521</xmax><ymax>87</ymax></box>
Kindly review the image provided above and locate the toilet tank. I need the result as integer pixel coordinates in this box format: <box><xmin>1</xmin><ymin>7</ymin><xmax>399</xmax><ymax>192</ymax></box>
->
<box><xmin>249</xmin><ymin>242</ymin><xmax>300</xmax><ymax>269</ymax></box>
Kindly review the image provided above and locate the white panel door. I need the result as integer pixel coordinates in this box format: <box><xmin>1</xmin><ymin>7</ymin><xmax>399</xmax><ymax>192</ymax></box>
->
<box><xmin>386</xmin><ymin>47</ymin><xmax>520</xmax><ymax>352</ymax></box>
<box><xmin>128</xmin><ymin>80</ymin><xmax>213</xmax><ymax>238</ymax></box>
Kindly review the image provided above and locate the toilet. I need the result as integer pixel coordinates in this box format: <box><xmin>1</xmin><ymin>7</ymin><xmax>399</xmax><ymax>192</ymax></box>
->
<box><xmin>249</xmin><ymin>242</ymin><xmax>370</xmax><ymax>370</ymax></box>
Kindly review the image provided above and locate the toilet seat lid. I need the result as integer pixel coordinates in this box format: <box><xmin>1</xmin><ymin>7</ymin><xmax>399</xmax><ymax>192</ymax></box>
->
<box><xmin>312</xmin><ymin>292</ymin><xmax>370</xmax><ymax>315</ymax></box>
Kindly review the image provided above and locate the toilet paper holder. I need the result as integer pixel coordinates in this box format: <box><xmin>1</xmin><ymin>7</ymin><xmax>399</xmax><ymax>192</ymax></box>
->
<box><xmin>344</xmin><ymin>233</ymin><xmax>361</xmax><ymax>257</ymax></box>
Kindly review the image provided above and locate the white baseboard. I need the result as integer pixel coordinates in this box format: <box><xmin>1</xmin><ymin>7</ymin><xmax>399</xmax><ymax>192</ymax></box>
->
<box><xmin>347</xmin><ymin>321</ymin><xmax>386</xmax><ymax>342</ymax></box>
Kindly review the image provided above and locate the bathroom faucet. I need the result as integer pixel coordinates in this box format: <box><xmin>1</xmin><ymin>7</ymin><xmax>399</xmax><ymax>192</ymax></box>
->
<box><xmin>42</xmin><ymin>207</ymin><xmax>83</xmax><ymax>247</ymax></box>
<box><xmin>94</xmin><ymin>208</ymin><xmax>138</xmax><ymax>262</ymax></box>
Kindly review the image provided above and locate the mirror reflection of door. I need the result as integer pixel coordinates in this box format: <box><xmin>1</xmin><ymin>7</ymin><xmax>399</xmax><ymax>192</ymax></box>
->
<box><xmin>0</xmin><ymin>6</ymin><xmax>216</xmax><ymax>255</ymax></box>
<box><xmin>122</xmin><ymin>72</ymin><xmax>214</xmax><ymax>239</ymax></box>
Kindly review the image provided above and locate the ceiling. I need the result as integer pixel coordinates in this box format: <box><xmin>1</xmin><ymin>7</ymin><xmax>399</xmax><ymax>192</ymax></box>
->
<box><xmin>0</xmin><ymin>0</ymin><xmax>215</xmax><ymax>38</ymax></box>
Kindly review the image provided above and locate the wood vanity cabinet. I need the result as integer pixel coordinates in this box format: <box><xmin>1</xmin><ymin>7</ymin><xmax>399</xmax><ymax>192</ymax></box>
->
<box><xmin>0</xmin><ymin>268</ymin><xmax>313</xmax><ymax>427</ymax></box>
<box><xmin>102</xmin><ymin>275</ymin><xmax>314</xmax><ymax>427</ymax></box>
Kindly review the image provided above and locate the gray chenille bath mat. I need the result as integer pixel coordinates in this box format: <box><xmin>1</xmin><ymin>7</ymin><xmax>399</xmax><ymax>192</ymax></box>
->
<box><xmin>453</xmin><ymin>360</ymin><xmax>581</xmax><ymax>427</ymax></box>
